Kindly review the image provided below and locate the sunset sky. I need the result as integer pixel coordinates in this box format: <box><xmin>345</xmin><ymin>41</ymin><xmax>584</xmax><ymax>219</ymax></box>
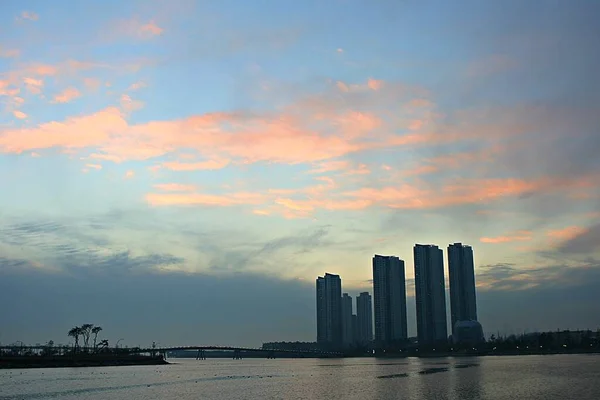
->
<box><xmin>1</xmin><ymin>0</ymin><xmax>599</xmax><ymax>346</ymax></box>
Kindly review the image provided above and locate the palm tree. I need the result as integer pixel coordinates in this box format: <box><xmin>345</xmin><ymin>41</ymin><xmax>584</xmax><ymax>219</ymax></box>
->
<box><xmin>92</xmin><ymin>326</ymin><xmax>102</xmax><ymax>351</ymax></box>
<box><xmin>68</xmin><ymin>327</ymin><xmax>81</xmax><ymax>351</ymax></box>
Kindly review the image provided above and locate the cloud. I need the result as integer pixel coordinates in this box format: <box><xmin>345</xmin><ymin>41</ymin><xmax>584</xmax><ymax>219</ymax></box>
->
<box><xmin>336</xmin><ymin>48</ymin><xmax>344</xmax><ymax>53</ymax></box>
<box><xmin>17</xmin><ymin>11</ymin><xmax>39</xmax><ymax>21</ymax></box>
<box><xmin>555</xmin><ymin>223</ymin><xmax>600</xmax><ymax>255</ymax></box>
<box><xmin>480</xmin><ymin>230</ymin><xmax>532</xmax><ymax>244</ymax></box>
<box><xmin>120</xmin><ymin>94</ymin><xmax>144</xmax><ymax>112</ymax></box>
<box><xmin>153</xmin><ymin>183</ymin><xmax>196</xmax><ymax>192</ymax></box>
<box><xmin>160</xmin><ymin>159</ymin><xmax>230</xmax><ymax>171</ymax></box>
<box><xmin>128</xmin><ymin>81</ymin><xmax>146</xmax><ymax>91</ymax></box>
<box><xmin>83</xmin><ymin>78</ymin><xmax>102</xmax><ymax>91</ymax></box>
<box><xmin>13</xmin><ymin>110</ymin><xmax>27</xmax><ymax>119</ymax></box>
<box><xmin>124</xmin><ymin>170</ymin><xmax>135</xmax><ymax>179</ymax></box>
<box><xmin>546</xmin><ymin>226</ymin><xmax>587</xmax><ymax>242</ymax></box>
<box><xmin>146</xmin><ymin>191</ymin><xmax>266</xmax><ymax>207</ymax></box>
<box><xmin>23</xmin><ymin>77</ymin><xmax>43</xmax><ymax>94</ymax></box>
<box><xmin>0</xmin><ymin>48</ymin><xmax>20</xmax><ymax>58</ymax></box>
<box><xmin>85</xmin><ymin>163</ymin><xmax>102</xmax><ymax>170</ymax></box>
<box><xmin>52</xmin><ymin>87</ymin><xmax>81</xmax><ymax>104</ymax></box>
<box><xmin>113</xmin><ymin>18</ymin><xmax>164</xmax><ymax>39</ymax></box>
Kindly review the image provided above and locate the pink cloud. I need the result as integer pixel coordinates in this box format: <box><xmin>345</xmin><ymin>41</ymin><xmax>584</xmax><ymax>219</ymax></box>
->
<box><xmin>120</xmin><ymin>94</ymin><xmax>144</xmax><ymax>112</ymax></box>
<box><xmin>18</xmin><ymin>11</ymin><xmax>39</xmax><ymax>21</ymax></box>
<box><xmin>115</xmin><ymin>19</ymin><xmax>164</xmax><ymax>39</ymax></box>
<box><xmin>23</xmin><ymin>77</ymin><xmax>43</xmax><ymax>94</ymax></box>
<box><xmin>13</xmin><ymin>110</ymin><xmax>27</xmax><ymax>119</ymax></box>
<box><xmin>480</xmin><ymin>230</ymin><xmax>532</xmax><ymax>244</ymax></box>
<box><xmin>0</xmin><ymin>48</ymin><xmax>20</xmax><ymax>58</ymax></box>
<box><xmin>128</xmin><ymin>81</ymin><xmax>146</xmax><ymax>91</ymax></box>
<box><xmin>367</xmin><ymin>78</ymin><xmax>383</xmax><ymax>91</ymax></box>
<box><xmin>52</xmin><ymin>87</ymin><xmax>81</xmax><ymax>103</ymax></box>
<box><xmin>83</xmin><ymin>78</ymin><xmax>102</xmax><ymax>91</ymax></box>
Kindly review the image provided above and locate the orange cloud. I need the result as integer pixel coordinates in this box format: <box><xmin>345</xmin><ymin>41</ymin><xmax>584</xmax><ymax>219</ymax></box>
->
<box><xmin>160</xmin><ymin>159</ymin><xmax>230</xmax><ymax>171</ymax></box>
<box><xmin>146</xmin><ymin>191</ymin><xmax>264</xmax><ymax>207</ymax></box>
<box><xmin>309</xmin><ymin>160</ymin><xmax>351</xmax><ymax>174</ymax></box>
<box><xmin>124</xmin><ymin>170</ymin><xmax>135</xmax><ymax>179</ymax></box>
<box><xmin>53</xmin><ymin>87</ymin><xmax>81</xmax><ymax>103</ymax></box>
<box><xmin>153</xmin><ymin>183</ymin><xmax>197</xmax><ymax>192</ymax></box>
<box><xmin>546</xmin><ymin>226</ymin><xmax>587</xmax><ymax>242</ymax></box>
<box><xmin>85</xmin><ymin>163</ymin><xmax>102</xmax><ymax>170</ymax></box>
<box><xmin>480</xmin><ymin>230</ymin><xmax>532</xmax><ymax>244</ymax></box>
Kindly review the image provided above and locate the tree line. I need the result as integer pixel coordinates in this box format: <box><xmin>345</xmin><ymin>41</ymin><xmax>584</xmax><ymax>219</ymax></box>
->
<box><xmin>67</xmin><ymin>324</ymin><xmax>107</xmax><ymax>352</ymax></box>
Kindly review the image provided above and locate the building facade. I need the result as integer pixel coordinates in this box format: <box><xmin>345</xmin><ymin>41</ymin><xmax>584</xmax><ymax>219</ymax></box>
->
<box><xmin>413</xmin><ymin>244</ymin><xmax>448</xmax><ymax>345</ymax></box>
<box><xmin>316</xmin><ymin>273</ymin><xmax>343</xmax><ymax>347</ymax></box>
<box><xmin>356</xmin><ymin>292</ymin><xmax>373</xmax><ymax>344</ymax></box>
<box><xmin>447</xmin><ymin>243</ymin><xmax>478</xmax><ymax>337</ymax></box>
<box><xmin>342</xmin><ymin>293</ymin><xmax>354</xmax><ymax>346</ymax></box>
<box><xmin>373</xmin><ymin>255</ymin><xmax>408</xmax><ymax>347</ymax></box>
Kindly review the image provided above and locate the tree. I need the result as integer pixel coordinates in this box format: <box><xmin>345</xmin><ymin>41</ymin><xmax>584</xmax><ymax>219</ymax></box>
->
<box><xmin>80</xmin><ymin>324</ymin><xmax>94</xmax><ymax>350</ymax></box>
<box><xmin>68</xmin><ymin>326</ymin><xmax>81</xmax><ymax>351</ymax></box>
<box><xmin>92</xmin><ymin>326</ymin><xmax>103</xmax><ymax>351</ymax></box>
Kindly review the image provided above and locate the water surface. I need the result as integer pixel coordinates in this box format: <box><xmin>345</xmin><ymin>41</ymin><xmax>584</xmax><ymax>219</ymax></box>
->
<box><xmin>1</xmin><ymin>355</ymin><xmax>598</xmax><ymax>399</ymax></box>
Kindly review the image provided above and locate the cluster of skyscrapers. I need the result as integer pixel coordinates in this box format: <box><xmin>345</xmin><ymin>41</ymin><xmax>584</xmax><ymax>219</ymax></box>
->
<box><xmin>316</xmin><ymin>243</ymin><xmax>483</xmax><ymax>349</ymax></box>
<box><xmin>316</xmin><ymin>274</ymin><xmax>373</xmax><ymax>346</ymax></box>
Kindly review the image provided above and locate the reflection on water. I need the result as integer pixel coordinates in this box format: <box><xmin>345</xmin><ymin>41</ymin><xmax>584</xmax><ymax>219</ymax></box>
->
<box><xmin>0</xmin><ymin>355</ymin><xmax>599</xmax><ymax>400</ymax></box>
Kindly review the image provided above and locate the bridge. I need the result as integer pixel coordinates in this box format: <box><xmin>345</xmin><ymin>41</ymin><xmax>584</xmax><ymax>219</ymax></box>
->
<box><xmin>134</xmin><ymin>345</ymin><xmax>343</xmax><ymax>359</ymax></box>
<box><xmin>0</xmin><ymin>345</ymin><xmax>343</xmax><ymax>359</ymax></box>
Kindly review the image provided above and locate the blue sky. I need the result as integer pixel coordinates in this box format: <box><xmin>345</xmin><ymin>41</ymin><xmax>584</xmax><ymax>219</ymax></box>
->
<box><xmin>1</xmin><ymin>0</ymin><xmax>599</xmax><ymax>346</ymax></box>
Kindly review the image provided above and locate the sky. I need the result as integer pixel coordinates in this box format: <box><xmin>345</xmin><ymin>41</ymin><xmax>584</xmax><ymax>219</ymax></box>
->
<box><xmin>1</xmin><ymin>0</ymin><xmax>599</xmax><ymax>347</ymax></box>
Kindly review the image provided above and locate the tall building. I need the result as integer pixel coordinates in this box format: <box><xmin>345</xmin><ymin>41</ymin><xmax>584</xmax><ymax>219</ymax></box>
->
<box><xmin>342</xmin><ymin>293</ymin><xmax>354</xmax><ymax>346</ymax></box>
<box><xmin>414</xmin><ymin>244</ymin><xmax>447</xmax><ymax>345</ymax></box>
<box><xmin>316</xmin><ymin>273</ymin><xmax>342</xmax><ymax>346</ymax></box>
<box><xmin>448</xmin><ymin>243</ymin><xmax>478</xmax><ymax>336</ymax></box>
<box><xmin>356</xmin><ymin>292</ymin><xmax>373</xmax><ymax>344</ymax></box>
<box><xmin>372</xmin><ymin>255</ymin><xmax>408</xmax><ymax>347</ymax></box>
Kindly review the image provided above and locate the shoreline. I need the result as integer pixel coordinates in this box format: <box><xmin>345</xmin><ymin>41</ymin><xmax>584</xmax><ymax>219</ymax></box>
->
<box><xmin>0</xmin><ymin>355</ymin><xmax>169</xmax><ymax>369</ymax></box>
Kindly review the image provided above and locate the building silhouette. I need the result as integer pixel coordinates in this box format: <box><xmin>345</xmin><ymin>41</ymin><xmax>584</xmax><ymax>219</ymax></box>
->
<box><xmin>447</xmin><ymin>243</ymin><xmax>478</xmax><ymax>336</ymax></box>
<box><xmin>356</xmin><ymin>292</ymin><xmax>373</xmax><ymax>344</ymax></box>
<box><xmin>414</xmin><ymin>244</ymin><xmax>447</xmax><ymax>345</ymax></box>
<box><xmin>373</xmin><ymin>255</ymin><xmax>408</xmax><ymax>347</ymax></box>
<box><xmin>316</xmin><ymin>273</ymin><xmax>342</xmax><ymax>347</ymax></box>
<box><xmin>341</xmin><ymin>293</ymin><xmax>354</xmax><ymax>346</ymax></box>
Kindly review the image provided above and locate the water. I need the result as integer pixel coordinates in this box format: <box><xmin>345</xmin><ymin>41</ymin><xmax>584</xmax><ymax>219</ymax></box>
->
<box><xmin>1</xmin><ymin>355</ymin><xmax>599</xmax><ymax>399</ymax></box>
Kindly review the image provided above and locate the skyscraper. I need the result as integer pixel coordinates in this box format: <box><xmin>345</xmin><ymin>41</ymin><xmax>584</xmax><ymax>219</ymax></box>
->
<box><xmin>342</xmin><ymin>293</ymin><xmax>354</xmax><ymax>346</ymax></box>
<box><xmin>373</xmin><ymin>255</ymin><xmax>408</xmax><ymax>347</ymax></box>
<box><xmin>316</xmin><ymin>273</ymin><xmax>342</xmax><ymax>347</ymax></box>
<box><xmin>356</xmin><ymin>292</ymin><xmax>373</xmax><ymax>344</ymax></box>
<box><xmin>414</xmin><ymin>244</ymin><xmax>447</xmax><ymax>345</ymax></box>
<box><xmin>448</xmin><ymin>243</ymin><xmax>478</xmax><ymax>336</ymax></box>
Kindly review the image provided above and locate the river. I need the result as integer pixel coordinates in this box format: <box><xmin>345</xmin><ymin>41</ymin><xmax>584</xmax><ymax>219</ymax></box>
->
<box><xmin>1</xmin><ymin>354</ymin><xmax>598</xmax><ymax>399</ymax></box>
